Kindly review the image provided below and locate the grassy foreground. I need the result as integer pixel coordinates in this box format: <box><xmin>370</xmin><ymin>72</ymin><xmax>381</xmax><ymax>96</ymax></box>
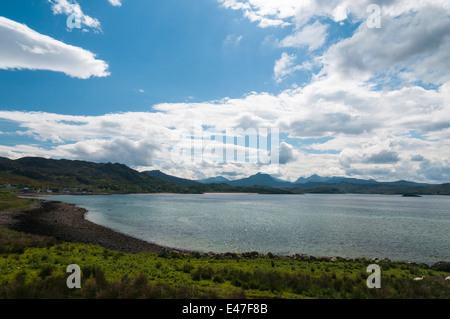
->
<box><xmin>0</xmin><ymin>226</ymin><xmax>449</xmax><ymax>299</ymax></box>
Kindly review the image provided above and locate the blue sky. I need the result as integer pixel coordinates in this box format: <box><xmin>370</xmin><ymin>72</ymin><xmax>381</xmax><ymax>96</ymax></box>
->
<box><xmin>0</xmin><ymin>0</ymin><xmax>308</xmax><ymax>115</ymax></box>
<box><xmin>1</xmin><ymin>0</ymin><xmax>450</xmax><ymax>183</ymax></box>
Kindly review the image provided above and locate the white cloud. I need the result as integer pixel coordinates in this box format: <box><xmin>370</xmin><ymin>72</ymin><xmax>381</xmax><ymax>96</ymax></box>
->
<box><xmin>108</xmin><ymin>0</ymin><xmax>122</xmax><ymax>7</ymax></box>
<box><xmin>59</xmin><ymin>137</ymin><xmax>159</xmax><ymax>167</ymax></box>
<box><xmin>278</xmin><ymin>142</ymin><xmax>297</xmax><ymax>164</ymax></box>
<box><xmin>221</xmin><ymin>1</ymin><xmax>450</xmax><ymax>86</ymax></box>
<box><xmin>418</xmin><ymin>158</ymin><xmax>450</xmax><ymax>182</ymax></box>
<box><xmin>224</xmin><ymin>34</ymin><xmax>243</xmax><ymax>46</ymax></box>
<box><xmin>321</xmin><ymin>5</ymin><xmax>450</xmax><ymax>85</ymax></box>
<box><xmin>48</xmin><ymin>0</ymin><xmax>101</xmax><ymax>31</ymax></box>
<box><xmin>219</xmin><ymin>0</ymin><xmax>450</xmax><ymax>28</ymax></box>
<box><xmin>273</xmin><ymin>52</ymin><xmax>302</xmax><ymax>83</ymax></box>
<box><xmin>0</xmin><ymin>17</ymin><xmax>110</xmax><ymax>79</ymax></box>
<box><xmin>219</xmin><ymin>0</ymin><xmax>299</xmax><ymax>27</ymax></box>
<box><xmin>279</xmin><ymin>21</ymin><xmax>329</xmax><ymax>51</ymax></box>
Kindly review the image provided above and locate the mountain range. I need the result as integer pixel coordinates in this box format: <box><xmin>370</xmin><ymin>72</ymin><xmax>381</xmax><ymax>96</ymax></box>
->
<box><xmin>1</xmin><ymin>156</ymin><xmax>449</xmax><ymax>195</ymax></box>
<box><xmin>194</xmin><ymin>172</ymin><xmax>429</xmax><ymax>188</ymax></box>
<box><xmin>197</xmin><ymin>176</ymin><xmax>230</xmax><ymax>184</ymax></box>
<box><xmin>147</xmin><ymin>170</ymin><xmax>450</xmax><ymax>195</ymax></box>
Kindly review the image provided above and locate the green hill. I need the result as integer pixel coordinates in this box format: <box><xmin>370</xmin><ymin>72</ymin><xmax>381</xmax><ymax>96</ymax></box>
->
<box><xmin>144</xmin><ymin>170</ymin><xmax>203</xmax><ymax>187</ymax></box>
<box><xmin>0</xmin><ymin>157</ymin><xmax>194</xmax><ymax>194</ymax></box>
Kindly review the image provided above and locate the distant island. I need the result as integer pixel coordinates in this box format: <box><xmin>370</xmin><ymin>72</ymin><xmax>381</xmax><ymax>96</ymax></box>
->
<box><xmin>1</xmin><ymin>156</ymin><xmax>450</xmax><ymax>195</ymax></box>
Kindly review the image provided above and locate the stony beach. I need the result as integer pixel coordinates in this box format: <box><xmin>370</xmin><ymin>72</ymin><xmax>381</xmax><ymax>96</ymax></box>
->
<box><xmin>0</xmin><ymin>199</ymin><xmax>179</xmax><ymax>254</ymax></box>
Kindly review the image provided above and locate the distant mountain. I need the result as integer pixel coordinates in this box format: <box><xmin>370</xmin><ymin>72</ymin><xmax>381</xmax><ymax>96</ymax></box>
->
<box><xmin>145</xmin><ymin>171</ymin><xmax>293</xmax><ymax>194</ymax></box>
<box><xmin>208</xmin><ymin>172</ymin><xmax>446</xmax><ymax>194</ymax></box>
<box><xmin>293</xmin><ymin>175</ymin><xmax>432</xmax><ymax>186</ymax></box>
<box><xmin>227</xmin><ymin>173</ymin><xmax>292</xmax><ymax>188</ymax></box>
<box><xmin>295</xmin><ymin>174</ymin><xmax>378</xmax><ymax>185</ymax></box>
<box><xmin>198</xmin><ymin>176</ymin><xmax>230</xmax><ymax>184</ymax></box>
<box><xmin>200</xmin><ymin>172</ymin><xmax>432</xmax><ymax>189</ymax></box>
<box><xmin>0</xmin><ymin>157</ymin><xmax>193</xmax><ymax>194</ymax></box>
<box><xmin>225</xmin><ymin>173</ymin><xmax>383</xmax><ymax>187</ymax></box>
<box><xmin>144</xmin><ymin>170</ymin><xmax>202</xmax><ymax>187</ymax></box>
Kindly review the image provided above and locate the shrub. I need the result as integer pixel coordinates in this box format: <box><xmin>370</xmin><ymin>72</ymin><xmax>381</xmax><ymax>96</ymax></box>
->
<box><xmin>182</xmin><ymin>263</ymin><xmax>194</xmax><ymax>274</ymax></box>
<box><xmin>191</xmin><ymin>266</ymin><xmax>214</xmax><ymax>281</ymax></box>
<box><xmin>38</xmin><ymin>264</ymin><xmax>54</xmax><ymax>279</ymax></box>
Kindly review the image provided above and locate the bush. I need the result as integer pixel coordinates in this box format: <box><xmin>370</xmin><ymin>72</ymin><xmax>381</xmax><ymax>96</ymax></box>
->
<box><xmin>213</xmin><ymin>275</ymin><xmax>225</xmax><ymax>283</ymax></box>
<box><xmin>192</xmin><ymin>266</ymin><xmax>214</xmax><ymax>281</ymax></box>
<box><xmin>432</xmin><ymin>262</ymin><xmax>450</xmax><ymax>272</ymax></box>
<box><xmin>38</xmin><ymin>264</ymin><xmax>54</xmax><ymax>279</ymax></box>
<box><xmin>182</xmin><ymin>263</ymin><xmax>194</xmax><ymax>273</ymax></box>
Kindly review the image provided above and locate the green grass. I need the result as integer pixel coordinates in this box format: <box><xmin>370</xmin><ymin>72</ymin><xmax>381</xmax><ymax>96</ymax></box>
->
<box><xmin>0</xmin><ymin>226</ymin><xmax>449</xmax><ymax>299</ymax></box>
<box><xmin>0</xmin><ymin>192</ymin><xmax>36</xmax><ymax>211</ymax></box>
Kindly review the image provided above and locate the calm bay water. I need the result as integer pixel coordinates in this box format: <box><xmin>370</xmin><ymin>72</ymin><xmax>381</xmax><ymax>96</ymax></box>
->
<box><xmin>46</xmin><ymin>193</ymin><xmax>449</xmax><ymax>264</ymax></box>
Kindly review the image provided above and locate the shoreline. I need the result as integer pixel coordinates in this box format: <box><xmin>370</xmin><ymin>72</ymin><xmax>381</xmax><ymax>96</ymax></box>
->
<box><xmin>1</xmin><ymin>199</ymin><xmax>185</xmax><ymax>255</ymax></box>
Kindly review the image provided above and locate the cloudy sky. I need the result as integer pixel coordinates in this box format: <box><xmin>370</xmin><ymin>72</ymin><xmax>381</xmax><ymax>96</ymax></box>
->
<box><xmin>1</xmin><ymin>0</ymin><xmax>450</xmax><ymax>183</ymax></box>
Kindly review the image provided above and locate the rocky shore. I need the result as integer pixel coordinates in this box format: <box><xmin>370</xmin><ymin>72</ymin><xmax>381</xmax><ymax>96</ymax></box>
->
<box><xmin>0</xmin><ymin>199</ymin><xmax>179</xmax><ymax>254</ymax></box>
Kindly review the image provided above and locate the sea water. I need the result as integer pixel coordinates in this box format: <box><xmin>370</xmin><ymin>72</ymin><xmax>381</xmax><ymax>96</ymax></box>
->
<box><xmin>44</xmin><ymin>193</ymin><xmax>450</xmax><ymax>264</ymax></box>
